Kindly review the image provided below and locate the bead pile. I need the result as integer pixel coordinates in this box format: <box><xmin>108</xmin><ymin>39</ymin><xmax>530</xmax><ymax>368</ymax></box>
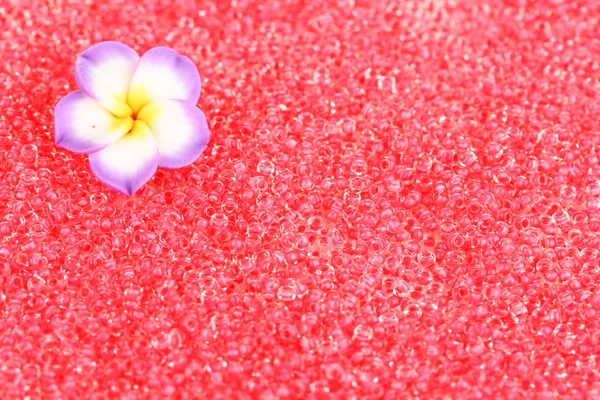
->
<box><xmin>2</xmin><ymin>0</ymin><xmax>600</xmax><ymax>398</ymax></box>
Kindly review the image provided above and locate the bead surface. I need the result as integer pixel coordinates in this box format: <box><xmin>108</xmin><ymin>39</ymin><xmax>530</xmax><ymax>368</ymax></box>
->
<box><xmin>2</xmin><ymin>0</ymin><xmax>600</xmax><ymax>398</ymax></box>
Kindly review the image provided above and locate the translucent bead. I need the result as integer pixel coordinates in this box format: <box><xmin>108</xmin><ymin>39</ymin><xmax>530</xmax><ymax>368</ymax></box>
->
<box><xmin>1</xmin><ymin>2</ymin><xmax>599</xmax><ymax>396</ymax></box>
<box><xmin>418</xmin><ymin>250</ymin><xmax>436</xmax><ymax>267</ymax></box>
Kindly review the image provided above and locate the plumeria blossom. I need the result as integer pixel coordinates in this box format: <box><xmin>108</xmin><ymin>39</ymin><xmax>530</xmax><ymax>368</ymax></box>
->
<box><xmin>54</xmin><ymin>41</ymin><xmax>210</xmax><ymax>195</ymax></box>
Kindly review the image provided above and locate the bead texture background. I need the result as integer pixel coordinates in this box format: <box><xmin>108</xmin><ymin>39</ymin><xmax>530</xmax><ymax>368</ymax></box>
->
<box><xmin>2</xmin><ymin>0</ymin><xmax>600</xmax><ymax>398</ymax></box>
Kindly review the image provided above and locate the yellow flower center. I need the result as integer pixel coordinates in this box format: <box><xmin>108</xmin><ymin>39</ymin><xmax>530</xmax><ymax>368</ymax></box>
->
<box><xmin>109</xmin><ymin>88</ymin><xmax>157</xmax><ymax>135</ymax></box>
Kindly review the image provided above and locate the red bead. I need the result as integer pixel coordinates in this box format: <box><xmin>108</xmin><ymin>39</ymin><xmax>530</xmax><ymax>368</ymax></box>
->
<box><xmin>2</xmin><ymin>0</ymin><xmax>600</xmax><ymax>397</ymax></box>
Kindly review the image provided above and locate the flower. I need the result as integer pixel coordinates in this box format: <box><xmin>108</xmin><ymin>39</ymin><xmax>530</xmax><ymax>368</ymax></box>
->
<box><xmin>54</xmin><ymin>41</ymin><xmax>210</xmax><ymax>195</ymax></box>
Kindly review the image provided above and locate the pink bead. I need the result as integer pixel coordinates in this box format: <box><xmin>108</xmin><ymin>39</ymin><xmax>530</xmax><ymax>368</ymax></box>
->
<box><xmin>2</xmin><ymin>0</ymin><xmax>600</xmax><ymax>397</ymax></box>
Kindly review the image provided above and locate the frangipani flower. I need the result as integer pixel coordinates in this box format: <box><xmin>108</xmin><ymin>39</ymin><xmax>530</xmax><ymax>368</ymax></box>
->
<box><xmin>54</xmin><ymin>41</ymin><xmax>210</xmax><ymax>195</ymax></box>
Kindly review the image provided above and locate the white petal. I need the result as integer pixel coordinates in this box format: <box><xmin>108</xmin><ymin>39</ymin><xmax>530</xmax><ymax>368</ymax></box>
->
<box><xmin>89</xmin><ymin>120</ymin><xmax>158</xmax><ymax>196</ymax></box>
<box><xmin>127</xmin><ymin>47</ymin><xmax>200</xmax><ymax>115</ymax></box>
<box><xmin>137</xmin><ymin>100</ymin><xmax>210</xmax><ymax>169</ymax></box>
<box><xmin>75</xmin><ymin>41</ymin><xmax>139</xmax><ymax>117</ymax></box>
<box><xmin>55</xmin><ymin>91</ymin><xmax>133</xmax><ymax>154</ymax></box>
